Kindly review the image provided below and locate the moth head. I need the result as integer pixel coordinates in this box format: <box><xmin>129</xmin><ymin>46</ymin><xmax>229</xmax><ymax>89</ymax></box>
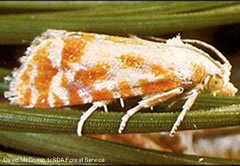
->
<box><xmin>182</xmin><ymin>39</ymin><xmax>238</xmax><ymax>96</ymax></box>
<box><xmin>207</xmin><ymin>70</ymin><xmax>238</xmax><ymax>96</ymax></box>
<box><xmin>204</xmin><ymin>44</ymin><xmax>238</xmax><ymax>96</ymax></box>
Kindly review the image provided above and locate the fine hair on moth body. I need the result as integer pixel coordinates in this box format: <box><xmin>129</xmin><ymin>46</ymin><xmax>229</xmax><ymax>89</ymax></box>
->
<box><xmin>4</xmin><ymin>29</ymin><xmax>238</xmax><ymax>137</ymax></box>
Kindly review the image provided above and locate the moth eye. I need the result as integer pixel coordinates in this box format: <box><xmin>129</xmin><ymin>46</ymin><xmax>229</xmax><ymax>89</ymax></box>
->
<box><xmin>208</xmin><ymin>75</ymin><xmax>224</xmax><ymax>91</ymax></box>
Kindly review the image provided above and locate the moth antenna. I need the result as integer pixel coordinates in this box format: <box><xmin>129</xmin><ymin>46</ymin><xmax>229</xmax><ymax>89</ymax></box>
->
<box><xmin>129</xmin><ymin>34</ymin><xmax>160</xmax><ymax>45</ymax></box>
<box><xmin>147</xmin><ymin>36</ymin><xmax>167</xmax><ymax>42</ymax></box>
<box><xmin>145</xmin><ymin>36</ymin><xmax>231</xmax><ymax>73</ymax></box>
<box><xmin>128</xmin><ymin>34</ymin><xmax>138</xmax><ymax>39</ymax></box>
<box><xmin>182</xmin><ymin>39</ymin><xmax>232</xmax><ymax>71</ymax></box>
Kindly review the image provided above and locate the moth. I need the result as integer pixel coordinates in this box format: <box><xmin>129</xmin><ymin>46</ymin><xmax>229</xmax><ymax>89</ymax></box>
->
<box><xmin>4</xmin><ymin>29</ymin><xmax>238</xmax><ymax>136</ymax></box>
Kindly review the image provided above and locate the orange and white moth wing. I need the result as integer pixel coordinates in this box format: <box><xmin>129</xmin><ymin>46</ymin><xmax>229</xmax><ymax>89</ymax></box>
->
<box><xmin>5</xmin><ymin>30</ymin><xmax>221</xmax><ymax>108</ymax></box>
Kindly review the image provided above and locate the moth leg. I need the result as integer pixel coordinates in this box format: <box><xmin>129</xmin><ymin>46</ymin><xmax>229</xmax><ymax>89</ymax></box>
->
<box><xmin>118</xmin><ymin>87</ymin><xmax>184</xmax><ymax>134</ymax></box>
<box><xmin>167</xmin><ymin>92</ymin><xmax>189</xmax><ymax>110</ymax></box>
<box><xmin>103</xmin><ymin>104</ymin><xmax>108</xmax><ymax>112</ymax></box>
<box><xmin>119</xmin><ymin>98</ymin><xmax>125</xmax><ymax>108</ymax></box>
<box><xmin>77</xmin><ymin>101</ymin><xmax>110</xmax><ymax>136</ymax></box>
<box><xmin>169</xmin><ymin>87</ymin><xmax>201</xmax><ymax>137</ymax></box>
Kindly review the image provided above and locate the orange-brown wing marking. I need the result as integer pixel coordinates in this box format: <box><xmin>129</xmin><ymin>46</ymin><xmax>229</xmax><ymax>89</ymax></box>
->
<box><xmin>91</xmin><ymin>89</ymin><xmax>114</xmax><ymax>101</ymax></box>
<box><xmin>61</xmin><ymin>35</ymin><xmax>94</xmax><ymax>70</ymax></box>
<box><xmin>74</xmin><ymin>70</ymin><xmax>89</xmax><ymax>86</ymax></box>
<box><xmin>62</xmin><ymin>74</ymin><xmax>83</xmax><ymax>105</ymax></box>
<box><xmin>118</xmin><ymin>81</ymin><xmax>134</xmax><ymax>97</ymax></box>
<box><xmin>32</xmin><ymin>42</ymin><xmax>58</xmax><ymax>107</ymax></box>
<box><xmin>120</xmin><ymin>54</ymin><xmax>144</xmax><ymax>69</ymax></box>
<box><xmin>135</xmin><ymin>64</ymin><xmax>182</xmax><ymax>95</ymax></box>
<box><xmin>151</xmin><ymin>64</ymin><xmax>165</xmax><ymax>77</ymax></box>
<box><xmin>20</xmin><ymin>87</ymin><xmax>32</xmax><ymax>105</ymax></box>
<box><xmin>19</xmin><ymin>65</ymin><xmax>32</xmax><ymax>87</ymax></box>
<box><xmin>17</xmin><ymin>65</ymin><xmax>33</xmax><ymax>105</ymax></box>
<box><xmin>53</xmin><ymin>93</ymin><xmax>65</xmax><ymax>107</ymax></box>
<box><xmin>138</xmin><ymin>79</ymin><xmax>181</xmax><ymax>95</ymax></box>
<box><xmin>192</xmin><ymin>64</ymin><xmax>207</xmax><ymax>84</ymax></box>
<box><xmin>87</xmin><ymin>63</ymin><xmax>110</xmax><ymax>83</ymax></box>
<box><xmin>75</xmin><ymin>63</ymin><xmax>110</xmax><ymax>86</ymax></box>
<box><xmin>105</xmin><ymin>36</ymin><xmax>142</xmax><ymax>45</ymax></box>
